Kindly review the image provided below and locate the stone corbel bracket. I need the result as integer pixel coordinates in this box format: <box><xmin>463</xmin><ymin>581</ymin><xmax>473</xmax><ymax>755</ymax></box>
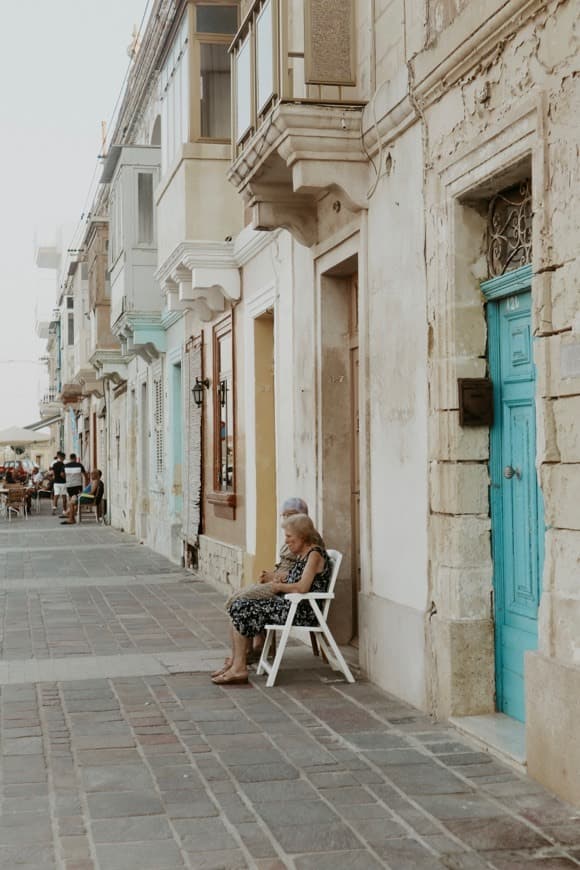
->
<box><xmin>114</xmin><ymin>313</ymin><xmax>166</xmax><ymax>363</ymax></box>
<box><xmin>157</xmin><ymin>241</ymin><xmax>241</xmax><ymax>322</ymax></box>
<box><xmin>229</xmin><ymin>102</ymin><xmax>369</xmax><ymax>247</ymax></box>
<box><xmin>89</xmin><ymin>350</ymin><xmax>128</xmax><ymax>386</ymax></box>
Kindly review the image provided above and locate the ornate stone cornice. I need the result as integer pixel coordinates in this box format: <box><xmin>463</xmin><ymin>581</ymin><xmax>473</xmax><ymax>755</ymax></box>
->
<box><xmin>233</xmin><ymin>226</ymin><xmax>276</xmax><ymax>267</ymax></box>
<box><xmin>113</xmin><ymin>312</ymin><xmax>166</xmax><ymax>362</ymax></box>
<box><xmin>229</xmin><ymin>102</ymin><xmax>369</xmax><ymax>216</ymax></box>
<box><xmin>361</xmin><ymin>0</ymin><xmax>548</xmax><ymax>159</ymax></box>
<box><xmin>156</xmin><ymin>240</ymin><xmax>241</xmax><ymax>320</ymax></box>
<box><xmin>412</xmin><ymin>0</ymin><xmax>548</xmax><ymax>109</ymax></box>
<box><xmin>89</xmin><ymin>349</ymin><xmax>129</xmax><ymax>386</ymax></box>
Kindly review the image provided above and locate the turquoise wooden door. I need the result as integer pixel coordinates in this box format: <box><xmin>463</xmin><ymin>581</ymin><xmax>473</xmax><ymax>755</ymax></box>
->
<box><xmin>483</xmin><ymin>266</ymin><xmax>544</xmax><ymax>722</ymax></box>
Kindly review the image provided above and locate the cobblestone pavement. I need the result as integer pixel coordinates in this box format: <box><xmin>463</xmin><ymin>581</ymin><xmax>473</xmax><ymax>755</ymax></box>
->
<box><xmin>1</xmin><ymin>509</ymin><xmax>579</xmax><ymax>869</ymax></box>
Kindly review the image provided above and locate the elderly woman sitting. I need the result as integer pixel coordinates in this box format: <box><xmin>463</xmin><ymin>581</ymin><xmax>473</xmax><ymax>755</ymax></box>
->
<box><xmin>212</xmin><ymin>513</ymin><xmax>330</xmax><ymax>685</ymax></box>
<box><xmin>213</xmin><ymin>498</ymin><xmax>321</xmax><ymax>677</ymax></box>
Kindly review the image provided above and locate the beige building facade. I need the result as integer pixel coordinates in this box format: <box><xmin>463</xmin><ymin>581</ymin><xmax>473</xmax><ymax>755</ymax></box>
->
<box><xmin>39</xmin><ymin>0</ymin><xmax>580</xmax><ymax>806</ymax></box>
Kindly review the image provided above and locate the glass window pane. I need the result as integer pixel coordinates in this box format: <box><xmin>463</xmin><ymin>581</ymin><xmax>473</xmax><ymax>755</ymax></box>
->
<box><xmin>137</xmin><ymin>173</ymin><xmax>154</xmax><ymax>244</ymax></box>
<box><xmin>219</xmin><ymin>332</ymin><xmax>232</xmax><ymax>374</ymax></box>
<box><xmin>236</xmin><ymin>37</ymin><xmax>251</xmax><ymax>141</ymax></box>
<box><xmin>257</xmin><ymin>0</ymin><xmax>274</xmax><ymax>112</ymax></box>
<box><xmin>200</xmin><ymin>43</ymin><xmax>231</xmax><ymax>139</ymax></box>
<box><xmin>197</xmin><ymin>5</ymin><xmax>238</xmax><ymax>34</ymax></box>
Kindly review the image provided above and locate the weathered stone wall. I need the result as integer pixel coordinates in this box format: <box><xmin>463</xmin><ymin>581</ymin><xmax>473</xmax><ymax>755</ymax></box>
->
<box><xmin>198</xmin><ymin>535</ymin><xmax>244</xmax><ymax>594</ymax></box>
<box><xmin>417</xmin><ymin>0</ymin><xmax>580</xmax><ymax>801</ymax></box>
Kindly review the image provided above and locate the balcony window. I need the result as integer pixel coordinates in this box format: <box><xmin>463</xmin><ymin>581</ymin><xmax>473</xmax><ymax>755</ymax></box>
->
<box><xmin>160</xmin><ymin>5</ymin><xmax>237</xmax><ymax>171</ymax></box>
<box><xmin>137</xmin><ymin>172</ymin><xmax>154</xmax><ymax>245</ymax></box>
<box><xmin>193</xmin><ymin>3</ymin><xmax>237</xmax><ymax>142</ymax></box>
<box><xmin>109</xmin><ymin>191</ymin><xmax>123</xmax><ymax>265</ymax></box>
<box><xmin>200</xmin><ymin>43</ymin><xmax>231</xmax><ymax>139</ymax></box>
<box><xmin>235</xmin><ymin>36</ymin><xmax>252</xmax><ymax>142</ymax></box>
<box><xmin>160</xmin><ymin>14</ymin><xmax>190</xmax><ymax>174</ymax></box>
<box><xmin>213</xmin><ymin>315</ymin><xmax>235</xmax><ymax>494</ymax></box>
<box><xmin>67</xmin><ymin>313</ymin><xmax>75</xmax><ymax>346</ymax></box>
<box><xmin>256</xmin><ymin>0</ymin><xmax>275</xmax><ymax>113</ymax></box>
<box><xmin>231</xmin><ymin>0</ymin><xmax>358</xmax><ymax>151</ymax></box>
<box><xmin>197</xmin><ymin>4</ymin><xmax>238</xmax><ymax>33</ymax></box>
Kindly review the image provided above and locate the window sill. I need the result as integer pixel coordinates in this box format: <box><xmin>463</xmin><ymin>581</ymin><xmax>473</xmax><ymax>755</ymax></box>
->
<box><xmin>207</xmin><ymin>490</ymin><xmax>236</xmax><ymax>520</ymax></box>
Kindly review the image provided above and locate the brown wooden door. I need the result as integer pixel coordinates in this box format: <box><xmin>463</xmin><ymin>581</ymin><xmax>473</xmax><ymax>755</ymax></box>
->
<box><xmin>349</xmin><ymin>276</ymin><xmax>361</xmax><ymax>641</ymax></box>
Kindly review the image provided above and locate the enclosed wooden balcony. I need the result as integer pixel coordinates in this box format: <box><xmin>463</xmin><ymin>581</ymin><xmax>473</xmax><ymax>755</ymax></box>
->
<box><xmin>229</xmin><ymin>0</ymin><xmax>368</xmax><ymax>245</ymax></box>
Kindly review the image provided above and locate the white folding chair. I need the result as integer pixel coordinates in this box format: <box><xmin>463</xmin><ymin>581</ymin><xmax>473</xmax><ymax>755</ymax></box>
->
<box><xmin>256</xmin><ymin>549</ymin><xmax>355</xmax><ymax>687</ymax></box>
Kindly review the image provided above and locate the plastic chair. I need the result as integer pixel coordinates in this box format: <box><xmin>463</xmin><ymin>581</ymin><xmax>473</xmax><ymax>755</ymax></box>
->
<box><xmin>256</xmin><ymin>549</ymin><xmax>355</xmax><ymax>687</ymax></box>
<box><xmin>6</xmin><ymin>486</ymin><xmax>28</xmax><ymax>522</ymax></box>
<box><xmin>77</xmin><ymin>482</ymin><xmax>104</xmax><ymax>524</ymax></box>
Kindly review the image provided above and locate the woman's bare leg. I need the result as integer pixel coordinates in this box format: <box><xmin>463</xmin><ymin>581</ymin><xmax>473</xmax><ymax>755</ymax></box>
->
<box><xmin>225</xmin><ymin>628</ymin><xmax>249</xmax><ymax>678</ymax></box>
<box><xmin>211</xmin><ymin>624</ymin><xmax>236</xmax><ymax>677</ymax></box>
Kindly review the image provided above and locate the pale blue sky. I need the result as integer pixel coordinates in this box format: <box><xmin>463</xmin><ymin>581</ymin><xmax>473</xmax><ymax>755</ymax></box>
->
<box><xmin>0</xmin><ymin>0</ymin><xmax>150</xmax><ymax>429</ymax></box>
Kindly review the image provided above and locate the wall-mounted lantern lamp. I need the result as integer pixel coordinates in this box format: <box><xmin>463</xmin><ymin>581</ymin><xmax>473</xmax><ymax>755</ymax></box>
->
<box><xmin>192</xmin><ymin>377</ymin><xmax>210</xmax><ymax>408</ymax></box>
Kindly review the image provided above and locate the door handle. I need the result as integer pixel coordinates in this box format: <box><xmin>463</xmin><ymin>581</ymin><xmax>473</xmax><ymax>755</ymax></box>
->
<box><xmin>504</xmin><ymin>465</ymin><xmax>522</xmax><ymax>480</ymax></box>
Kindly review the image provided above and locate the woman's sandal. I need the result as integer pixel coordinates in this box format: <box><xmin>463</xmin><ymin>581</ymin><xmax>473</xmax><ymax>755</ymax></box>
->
<box><xmin>211</xmin><ymin>658</ymin><xmax>233</xmax><ymax>678</ymax></box>
<box><xmin>211</xmin><ymin>672</ymin><xmax>249</xmax><ymax>686</ymax></box>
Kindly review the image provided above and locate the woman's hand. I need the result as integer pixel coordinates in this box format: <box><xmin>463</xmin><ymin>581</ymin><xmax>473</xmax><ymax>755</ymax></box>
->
<box><xmin>277</xmin><ymin>551</ymin><xmax>324</xmax><ymax>596</ymax></box>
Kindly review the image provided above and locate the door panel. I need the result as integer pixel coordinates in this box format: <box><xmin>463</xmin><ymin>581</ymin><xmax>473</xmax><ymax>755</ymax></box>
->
<box><xmin>489</xmin><ymin>288</ymin><xmax>543</xmax><ymax>723</ymax></box>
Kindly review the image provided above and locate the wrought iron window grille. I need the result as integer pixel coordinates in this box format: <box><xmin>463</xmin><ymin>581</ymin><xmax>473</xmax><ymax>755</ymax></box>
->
<box><xmin>487</xmin><ymin>180</ymin><xmax>532</xmax><ymax>277</ymax></box>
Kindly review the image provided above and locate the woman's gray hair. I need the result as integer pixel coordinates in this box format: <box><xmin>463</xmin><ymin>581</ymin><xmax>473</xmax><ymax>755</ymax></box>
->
<box><xmin>282</xmin><ymin>513</ymin><xmax>319</xmax><ymax>544</ymax></box>
<box><xmin>281</xmin><ymin>497</ymin><xmax>309</xmax><ymax>515</ymax></box>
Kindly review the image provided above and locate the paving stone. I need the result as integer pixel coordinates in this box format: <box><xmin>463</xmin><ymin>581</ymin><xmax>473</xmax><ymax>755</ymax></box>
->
<box><xmin>2</xmin><ymin>734</ymin><xmax>43</xmax><ymax>755</ymax></box>
<box><xmin>172</xmin><ymin>817</ymin><xmax>238</xmax><ymax>851</ymax></box>
<box><xmin>0</xmin><ymin>815</ymin><xmax>53</xmax><ymax>845</ymax></box>
<box><xmin>362</xmin><ymin>747</ymin><xmax>430</xmax><ymax>766</ymax></box>
<box><xmin>269</xmin><ymin>822</ymin><xmax>363</xmax><ymax>853</ymax></box>
<box><xmin>230</xmin><ymin>762</ymin><xmax>300</xmax><ymax>783</ymax></box>
<box><xmin>186</xmin><ymin>849</ymin><xmax>248</xmax><ymax>869</ymax></box>
<box><xmin>443</xmin><ymin>817</ymin><xmax>552</xmax><ymax>851</ymax></box>
<box><xmin>240</xmin><ymin>780</ymin><xmax>319</xmax><ymax>803</ymax></box>
<box><xmin>0</xmin><ymin>844</ymin><xmax>56</xmax><ymax>867</ymax></box>
<box><xmin>345</xmin><ymin>731</ymin><xmax>407</xmax><ymax>750</ymax></box>
<box><xmin>215</xmin><ymin>747</ymin><xmax>287</xmax><ymax>766</ymax></box>
<box><xmin>380</xmin><ymin>763</ymin><xmax>471</xmax><ymax>795</ymax></box>
<box><xmin>95</xmin><ymin>841</ymin><xmax>184</xmax><ymax>869</ymax></box>
<box><xmin>91</xmin><ymin>815</ymin><xmax>175</xmax><ymax>843</ymax></box>
<box><xmin>295</xmin><ymin>852</ymin><xmax>383</xmax><ymax>869</ymax></box>
<box><xmin>164</xmin><ymin>794</ymin><xmax>220</xmax><ymax>819</ymax></box>
<box><xmin>308</xmin><ymin>771</ymin><xmax>360</xmax><ymax>788</ymax></box>
<box><xmin>59</xmin><ymin>836</ymin><xmax>92</xmax><ymax>861</ymax></box>
<box><xmin>255</xmin><ymin>799</ymin><xmax>339</xmax><ymax>827</ymax></box>
<box><xmin>234</xmin><ymin>822</ymin><xmax>278</xmax><ymax>858</ymax></box>
<box><xmin>483</xmin><ymin>850</ymin><xmax>579</xmax><ymax>869</ymax></box>
<box><xmin>415</xmin><ymin>794</ymin><xmax>504</xmax><ymax>821</ymax></box>
<box><xmin>80</xmin><ymin>763</ymin><xmax>155</xmax><ymax>792</ymax></box>
<box><xmin>1</xmin><ymin>795</ymin><xmax>51</xmax><ymax>814</ymax></box>
<box><xmin>319</xmin><ymin>786</ymin><xmax>378</xmax><ymax>806</ymax></box>
<box><xmin>87</xmin><ymin>790</ymin><xmax>164</xmax><ymax>818</ymax></box>
<box><xmin>376</xmin><ymin>836</ymin><xmax>446</xmax><ymax>868</ymax></box>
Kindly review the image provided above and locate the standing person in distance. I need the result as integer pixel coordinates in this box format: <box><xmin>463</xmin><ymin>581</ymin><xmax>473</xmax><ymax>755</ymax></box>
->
<box><xmin>62</xmin><ymin>453</ymin><xmax>88</xmax><ymax>517</ymax></box>
<box><xmin>51</xmin><ymin>451</ymin><xmax>68</xmax><ymax>516</ymax></box>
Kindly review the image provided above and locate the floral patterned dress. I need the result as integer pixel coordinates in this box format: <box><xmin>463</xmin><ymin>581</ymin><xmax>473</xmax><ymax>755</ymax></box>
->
<box><xmin>228</xmin><ymin>546</ymin><xmax>330</xmax><ymax>638</ymax></box>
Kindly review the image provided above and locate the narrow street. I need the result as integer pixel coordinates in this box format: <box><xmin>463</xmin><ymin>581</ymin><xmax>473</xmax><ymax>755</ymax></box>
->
<box><xmin>0</xmin><ymin>509</ymin><xmax>578</xmax><ymax>870</ymax></box>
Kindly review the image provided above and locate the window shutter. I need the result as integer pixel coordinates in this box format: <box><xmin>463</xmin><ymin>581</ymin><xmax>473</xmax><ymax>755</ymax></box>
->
<box><xmin>183</xmin><ymin>335</ymin><xmax>203</xmax><ymax>545</ymax></box>
<box><xmin>153</xmin><ymin>369</ymin><xmax>164</xmax><ymax>476</ymax></box>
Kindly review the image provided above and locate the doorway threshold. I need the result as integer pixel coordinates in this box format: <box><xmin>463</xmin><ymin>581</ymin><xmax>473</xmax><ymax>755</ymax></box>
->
<box><xmin>449</xmin><ymin>713</ymin><xmax>526</xmax><ymax>774</ymax></box>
